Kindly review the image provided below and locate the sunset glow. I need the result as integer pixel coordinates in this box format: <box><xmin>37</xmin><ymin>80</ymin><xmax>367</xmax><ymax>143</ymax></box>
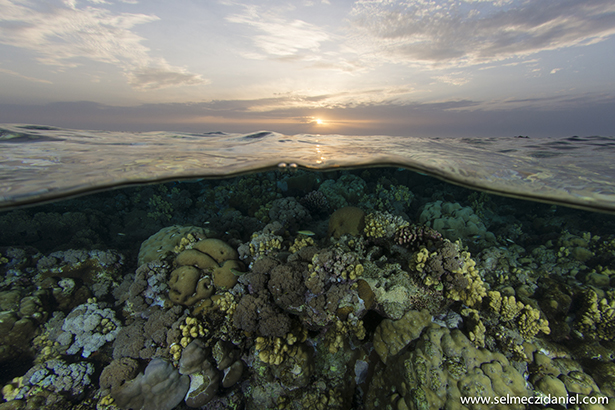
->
<box><xmin>0</xmin><ymin>0</ymin><xmax>613</xmax><ymax>137</ymax></box>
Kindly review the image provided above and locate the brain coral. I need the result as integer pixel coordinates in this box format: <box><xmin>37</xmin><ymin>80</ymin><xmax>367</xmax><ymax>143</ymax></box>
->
<box><xmin>138</xmin><ymin>225</ymin><xmax>210</xmax><ymax>265</ymax></box>
<box><xmin>367</xmin><ymin>323</ymin><xmax>531</xmax><ymax>410</ymax></box>
<box><xmin>168</xmin><ymin>238</ymin><xmax>244</xmax><ymax>306</ymax></box>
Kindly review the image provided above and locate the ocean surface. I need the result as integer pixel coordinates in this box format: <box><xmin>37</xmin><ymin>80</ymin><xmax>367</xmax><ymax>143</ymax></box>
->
<box><xmin>1</xmin><ymin>124</ymin><xmax>615</xmax><ymax>409</ymax></box>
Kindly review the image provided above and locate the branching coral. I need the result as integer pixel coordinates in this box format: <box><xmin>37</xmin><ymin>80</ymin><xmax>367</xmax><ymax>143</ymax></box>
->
<box><xmin>574</xmin><ymin>289</ymin><xmax>615</xmax><ymax>341</ymax></box>
<box><xmin>445</xmin><ymin>250</ymin><xmax>487</xmax><ymax>307</ymax></box>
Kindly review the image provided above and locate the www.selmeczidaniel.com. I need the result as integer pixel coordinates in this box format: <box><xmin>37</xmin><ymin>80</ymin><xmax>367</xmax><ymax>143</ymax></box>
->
<box><xmin>460</xmin><ymin>393</ymin><xmax>609</xmax><ymax>406</ymax></box>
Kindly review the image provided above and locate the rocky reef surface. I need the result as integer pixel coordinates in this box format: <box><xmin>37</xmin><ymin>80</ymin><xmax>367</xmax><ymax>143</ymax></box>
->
<box><xmin>1</xmin><ymin>168</ymin><xmax>615</xmax><ymax>409</ymax></box>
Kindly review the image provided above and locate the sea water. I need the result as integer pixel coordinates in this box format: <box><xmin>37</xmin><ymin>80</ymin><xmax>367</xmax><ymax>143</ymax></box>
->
<box><xmin>1</xmin><ymin>124</ymin><xmax>614</xmax><ymax>409</ymax></box>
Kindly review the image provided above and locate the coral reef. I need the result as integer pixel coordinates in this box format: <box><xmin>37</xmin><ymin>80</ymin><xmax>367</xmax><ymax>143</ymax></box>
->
<box><xmin>328</xmin><ymin>206</ymin><xmax>366</xmax><ymax>239</ymax></box>
<box><xmin>2</xmin><ymin>169</ymin><xmax>615</xmax><ymax>409</ymax></box>
<box><xmin>138</xmin><ymin>225</ymin><xmax>210</xmax><ymax>265</ymax></box>
<box><xmin>367</xmin><ymin>323</ymin><xmax>531</xmax><ymax>410</ymax></box>
<box><xmin>419</xmin><ymin>200</ymin><xmax>496</xmax><ymax>247</ymax></box>
<box><xmin>318</xmin><ymin>174</ymin><xmax>367</xmax><ymax>210</ymax></box>
<box><xmin>14</xmin><ymin>358</ymin><xmax>95</xmax><ymax>399</ymax></box>
<box><xmin>168</xmin><ymin>238</ymin><xmax>244</xmax><ymax>306</ymax></box>
<box><xmin>574</xmin><ymin>289</ymin><xmax>615</xmax><ymax>341</ymax></box>
<box><xmin>111</xmin><ymin>358</ymin><xmax>189</xmax><ymax>410</ymax></box>
<box><xmin>56</xmin><ymin>300</ymin><xmax>121</xmax><ymax>358</ymax></box>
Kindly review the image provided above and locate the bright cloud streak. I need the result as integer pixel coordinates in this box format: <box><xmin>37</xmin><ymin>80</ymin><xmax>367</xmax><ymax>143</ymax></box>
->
<box><xmin>226</xmin><ymin>7</ymin><xmax>331</xmax><ymax>58</ymax></box>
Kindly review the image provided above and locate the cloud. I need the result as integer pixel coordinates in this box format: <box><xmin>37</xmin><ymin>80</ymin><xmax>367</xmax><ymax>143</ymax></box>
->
<box><xmin>431</xmin><ymin>72</ymin><xmax>471</xmax><ymax>85</ymax></box>
<box><xmin>0</xmin><ymin>67</ymin><xmax>52</xmax><ymax>83</ymax></box>
<box><xmin>126</xmin><ymin>62</ymin><xmax>210</xmax><ymax>90</ymax></box>
<box><xmin>0</xmin><ymin>0</ymin><xmax>207</xmax><ymax>89</ymax></box>
<box><xmin>4</xmin><ymin>93</ymin><xmax>613</xmax><ymax>138</ymax></box>
<box><xmin>454</xmin><ymin>92</ymin><xmax>615</xmax><ymax>111</ymax></box>
<box><xmin>348</xmin><ymin>0</ymin><xmax>615</xmax><ymax>67</ymax></box>
<box><xmin>226</xmin><ymin>6</ymin><xmax>331</xmax><ymax>59</ymax></box>
<box><xmin>242</xmin><ymin>84</ymin><xmax>417</xmax><ymax>112</ymax></box>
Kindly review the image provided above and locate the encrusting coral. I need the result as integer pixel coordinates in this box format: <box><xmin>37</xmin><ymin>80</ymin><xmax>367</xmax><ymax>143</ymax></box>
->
<box><xmin>367</xmin><ymin>323</ymin><xmax>531</xmax><ymax>410</ymax></box>
<box><xmin>111</xmin><ymin>358</ymin><xmax>189</xmax><ymax>410</ymax></box>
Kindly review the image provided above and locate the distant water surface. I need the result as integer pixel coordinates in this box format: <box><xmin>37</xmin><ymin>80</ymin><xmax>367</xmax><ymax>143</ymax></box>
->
<box><xmin>1</xmin><ymin>124</ymin><xmax>614</xmax><ymax>212</ymax></box>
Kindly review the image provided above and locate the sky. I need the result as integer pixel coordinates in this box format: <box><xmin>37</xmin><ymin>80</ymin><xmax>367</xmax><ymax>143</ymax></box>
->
<box><xmin>0</xmin><ymin>0</ymin><xmax>614</xmax><ymax>137</ymax></box>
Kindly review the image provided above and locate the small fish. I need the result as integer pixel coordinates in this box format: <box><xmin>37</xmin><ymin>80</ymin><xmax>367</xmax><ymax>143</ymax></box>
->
<box><xmin>117</xmin><ymin>233</ymin><xmax>125</xmax><ymax>236</ymax></box>
<box><xmin>298</xmin><ymin>230</ymin><xmax>316</xmax><ymax>236</ymax></box>
<box><xmin>505</xmin><ymin>238</ymin><xmax>515</xmax><ymax>243</ymax></box>
<box><xmin>230</xmin><ymin>268</ymin><xmax>247</xmax><ymax>276</ymax></box>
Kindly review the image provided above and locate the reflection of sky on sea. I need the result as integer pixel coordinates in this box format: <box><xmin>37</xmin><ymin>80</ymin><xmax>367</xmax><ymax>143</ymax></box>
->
<box><xmin>1</xmin><ymin>125</ymin><xmax>614</xmax><ymax>213</ymax></box>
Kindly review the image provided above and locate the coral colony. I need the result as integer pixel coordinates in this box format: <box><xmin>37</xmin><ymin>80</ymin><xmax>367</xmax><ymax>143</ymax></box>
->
<box><xmin>1</xmin><ymin>168</ymin><xmax>615</xmax><ymax>409</ymax></box>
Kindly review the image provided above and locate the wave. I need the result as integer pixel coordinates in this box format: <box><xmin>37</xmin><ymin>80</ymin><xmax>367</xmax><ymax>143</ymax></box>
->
<box><xmin>1</xmin><ymin>124</ymin><xmax>614</xmax><ymax>212</ymax></box>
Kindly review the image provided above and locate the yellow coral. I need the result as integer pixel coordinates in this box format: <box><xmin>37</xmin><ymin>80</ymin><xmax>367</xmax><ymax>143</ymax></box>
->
<box><xmin>170</xmin><ymin>343</ymin><xmax>182</xmax><ymax>361</ymax></box>
<box><xmin>350</xmin><ymin>264</ymin><xmax>364</xmax><ymax>280</ymax></box>
<box><xmin>1</xmin><ymin>377</ymin><xmax>23</xmax><ymax>402</ymax></box>
<box><xmin>250</xmin><ymin>236</ymin><xmax>282</xmax><ymax>258</ymax></box>
<box><xmin>575</xmin><ymin>289</ymin><xmax>615</xmax><ymax>341</ymax></box>
<box><xmin>364</xmin><ymin>213</ymin><xmax>388</xmax><ymax>239</ymax></box>
<box><xmin>147</xmin><ymin>194</ymin><xmax>173</xmax><ymax>220</ymax></box>
<box><xmin>488</xmin><ymin>291</ymin><xmax>525</xmax><ymax>322</ymax></box>
<box><xmin>446</xmin><ymin>251</ymin><xmax>486</xmax><ymax>307</ymax></box>
<box><xmin>487</xmin><ymin>290</ymin><xmax>549</xmax><ymax>340</ymax></box>
<box><xmin>173</xmin><ymin>233</ymin><xmax>197</xmax><ymax>254</ymax></box>
<box><xmin>213</xmin><ymin>292</ymin><xmax>237</xmax><ymax>316</ymax></box>
<box><xmin>324</xmin><ymin>317</ymin><xmax>366</xmax><ymax>354</ymax></box>
<box><xmin>364</xmin><ymin>212</ymin><xmax>409</xmax><ymax>239</ymax></box>
<box><xmin>462</xmin><ymin>308</ymin><xmax>486</xmax><ymax>348</ymax></box>
<box><xmin>289</xmin><ymin>236</ymin><xmax>315</xmax><ymax>253</ymax></box>
<box><xmin>412</xmin><ymin>247</ymin><xmax>430</xmax><ymax>272</ymax></box>
<box><xmin>178</xmin><ymin>316</ymin><xmax>207</xmax><ymax>348</ymax></box>
<box><xmin>99</xmin><ymin>394</ymin><xmax>115</xmax><ymax>406</ymax></box>
<box><xmin>341</xmin><ymin>263</ymin><xmax>364</xmax><ymax>281</ymax></box>
<box><xmin>518</xmin><ymin>307</ymin><xmax>550</xmax><ymax>339</ymax></box>
<box><xmin>32</xmin><ymin>333</ymin><xmax>61</xmax><ymax>364</ymax></box>
<box><xmin>255</xmin><ymin>327</ymin><xmax>308</xmax><ymax>366</ymax></box>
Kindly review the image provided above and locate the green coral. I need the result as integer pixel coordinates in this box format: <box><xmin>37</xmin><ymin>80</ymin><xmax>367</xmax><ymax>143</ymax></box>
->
<box><xmin>147</xmin><ymin>194</ymin><xmax>174</xmax><ymax>221</ymax></box>
<box><xmin>361</xmin><ymin>183</ymin><xmax>414</xmax><ymax>214</ymax></box>
<box><xmin>366</xmin><ymin>324</ymin><xmax>531</xmax><ymax>410</ymax></box>
<box><xmin>574</xmin><ymin>289</ymin><xmax>615</xmax><ymax>341</ymax></box>
<box><xmin>200</xmin><ymin>175</ymin><xmax>281</xmax><ymax>216</ymax></box>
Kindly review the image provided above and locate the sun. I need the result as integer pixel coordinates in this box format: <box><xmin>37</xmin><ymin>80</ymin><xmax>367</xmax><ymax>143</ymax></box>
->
<box><xmin>315</xmin><ymin>118</ymin><xmax>324</xmax><ymax>125</ymax></box>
